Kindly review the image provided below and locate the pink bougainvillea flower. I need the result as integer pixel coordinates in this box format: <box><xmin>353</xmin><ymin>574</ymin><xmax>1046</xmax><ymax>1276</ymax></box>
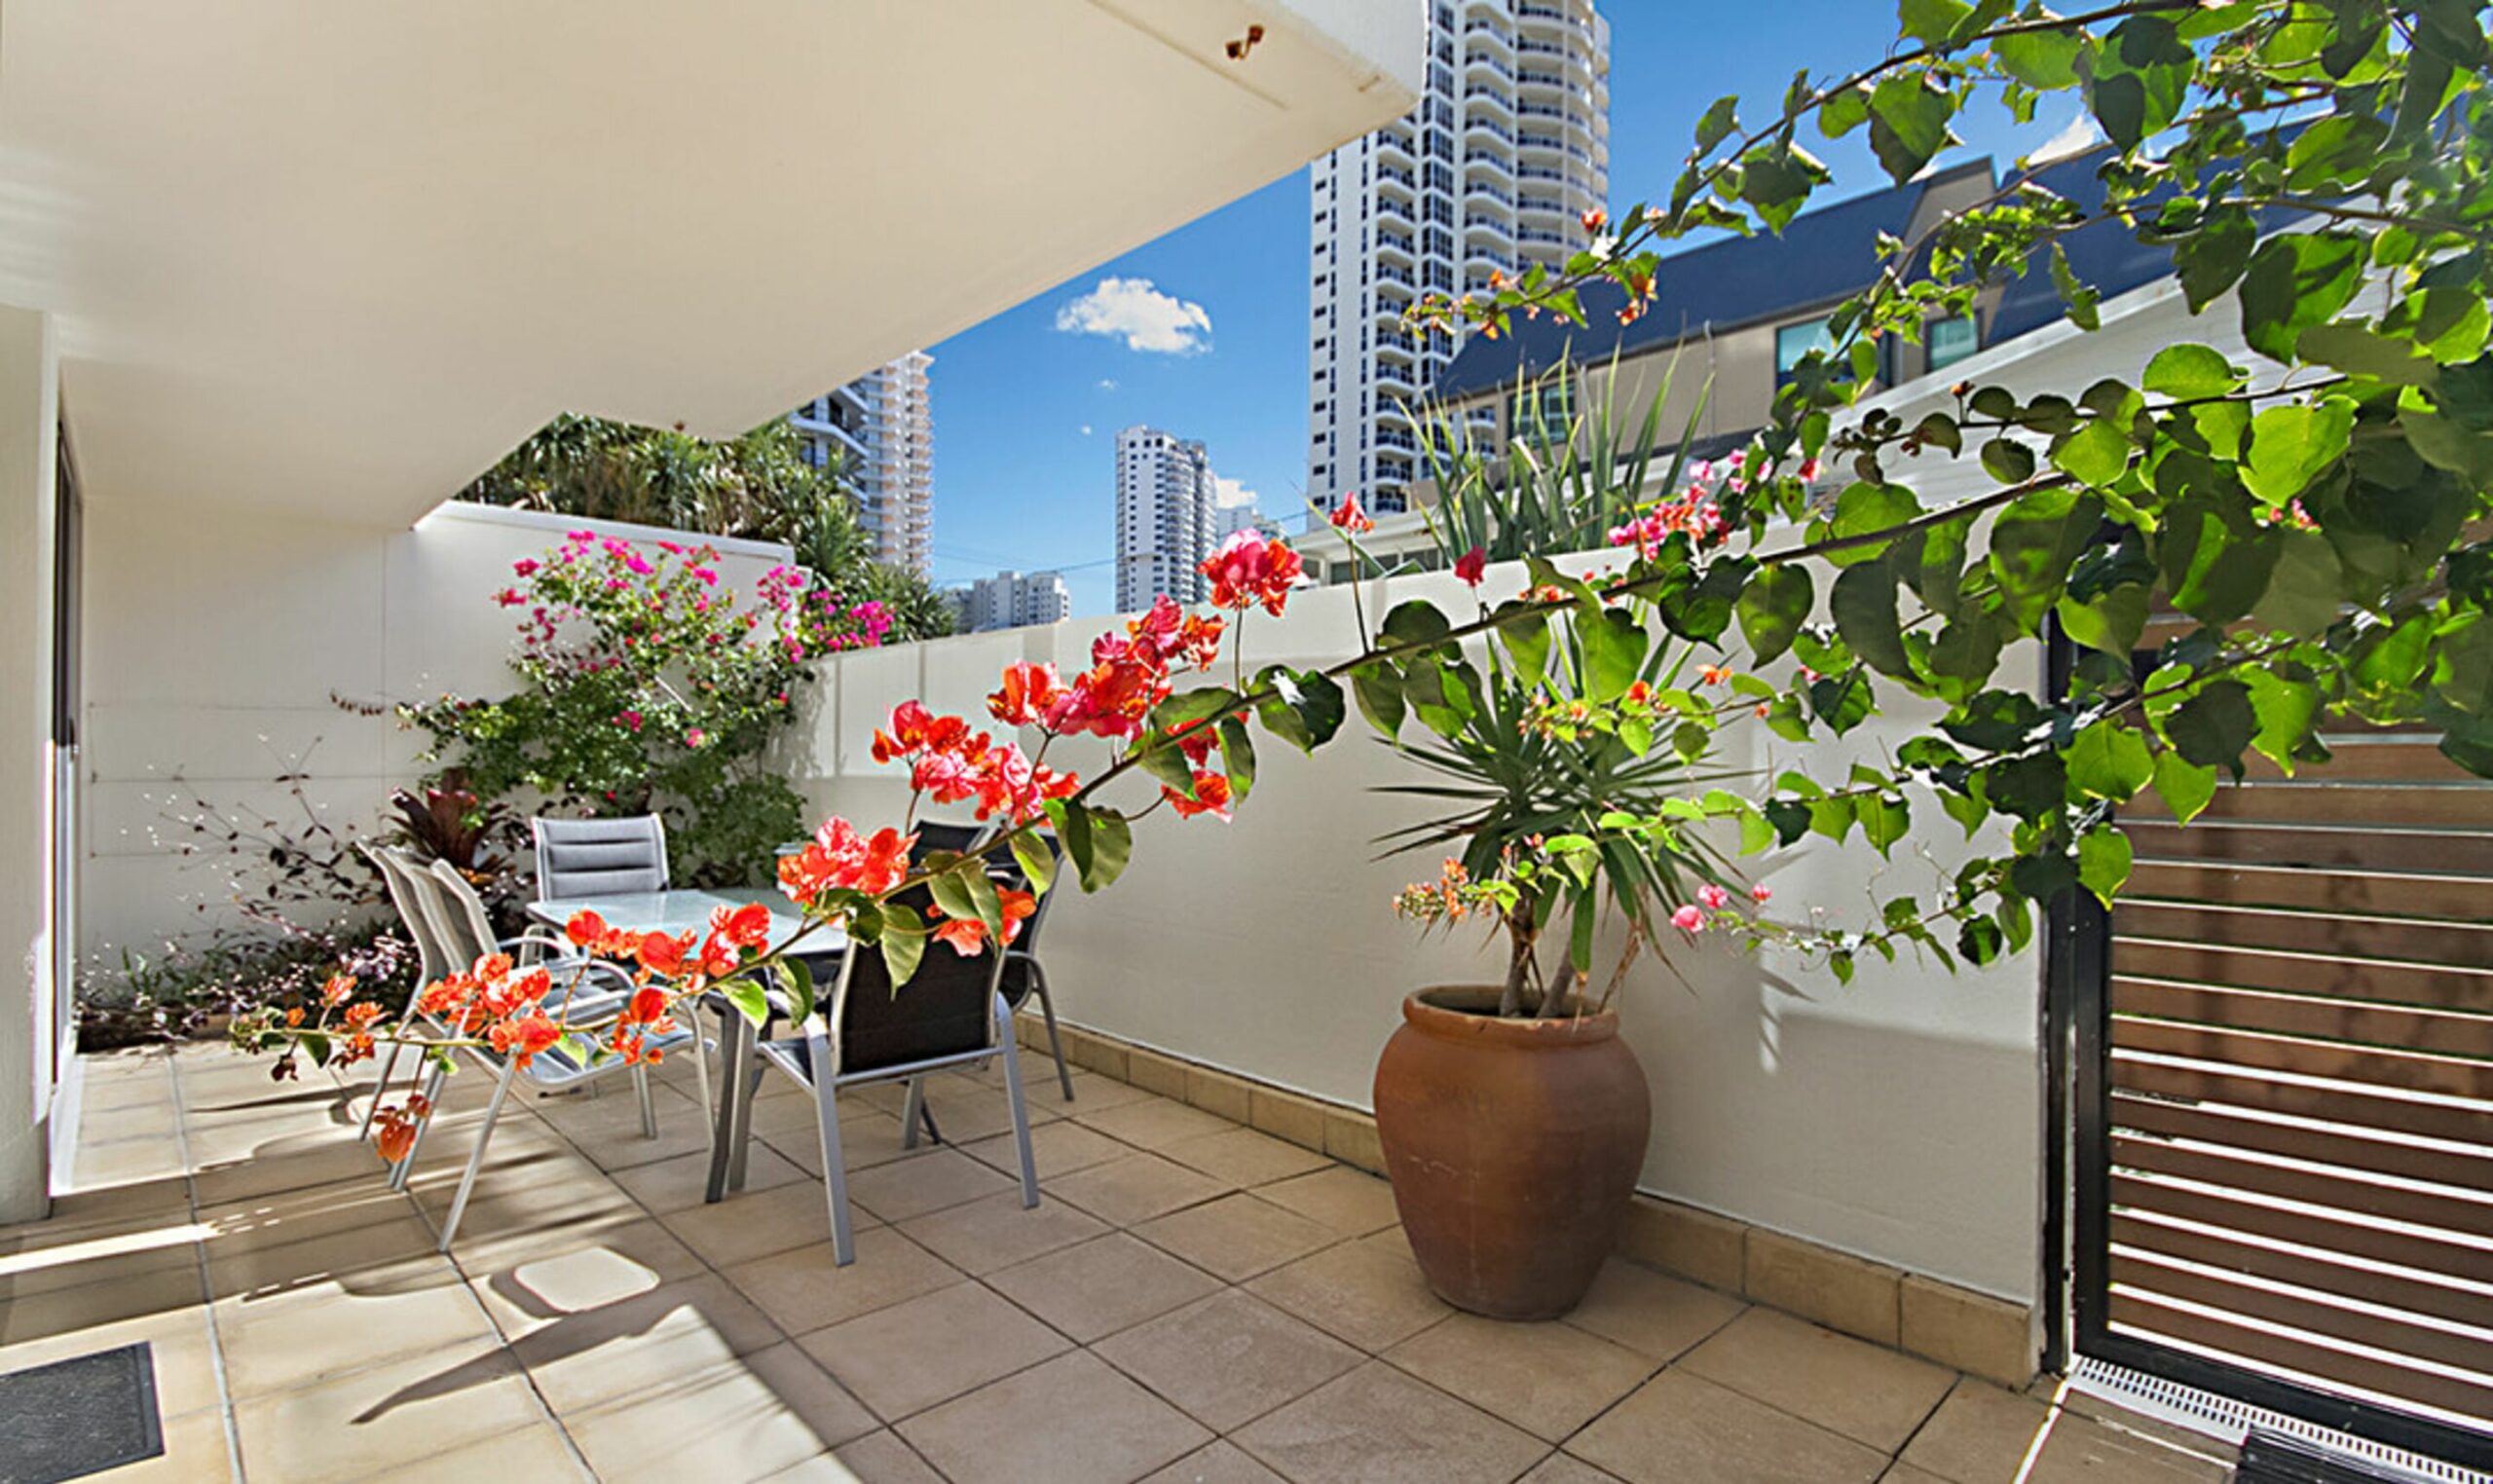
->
<box><xmin>1328</xmin><ymin>491</ymin><xmax>1374</xmax><ymax>534</ymax></box>
<box><xmin>511</xmin><ymin>558</ymin><xmax>540</xmax><ymax>577</ymax></box>
<box><xmin>685</xmin><ymin>727</ymin><xmax>708</xmax><ymax>748</ymax></box>
<box><xmin>1796</xmin><ymin>458</ymin><xmax>1823</xmax><ymax>483</ymax></box>
<box><xmin>1697</xmin><ymin>884</ymin><xmax>1730</xmax><ymax>910</ymax></box>
<box><xmin>1750</xmin><ymin>883</ymin><xmax>1773</xmax><ymax>904</ymax></box>
<box><xmin>1454</xmin><ymin>546</ymin><xmax>1487</xmax><ymax>587</ymax></box>
<box><xmin>1199</xmin><ymin>531</ymin><xmax>1305</xmax><ymax>615</ymax></box>
<box><xmin>1671</xmin><ymin>904</ymin><xmax>1705</xmax><ymax>933</ymax></box>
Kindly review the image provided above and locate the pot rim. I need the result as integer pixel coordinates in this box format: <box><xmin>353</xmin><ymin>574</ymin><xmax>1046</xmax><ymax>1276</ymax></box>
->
<box><xmin>1403</xmin><ymin>985</ymin><xmax>1620</xmax><ymax>1045</ymax></box>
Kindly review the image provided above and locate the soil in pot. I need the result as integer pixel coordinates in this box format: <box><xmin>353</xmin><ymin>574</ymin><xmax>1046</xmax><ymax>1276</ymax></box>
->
<box><xmin>1371</xmin><ymin>985</ymin><xmax>1651</xmax><ymax>1320</ymax></box>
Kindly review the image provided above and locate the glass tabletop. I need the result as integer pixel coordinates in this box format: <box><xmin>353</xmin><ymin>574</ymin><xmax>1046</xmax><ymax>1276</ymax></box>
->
<box><xmin>525</xmin><ymin>886</ymin><xmax>846</xmax><ymax>957</ymax></box>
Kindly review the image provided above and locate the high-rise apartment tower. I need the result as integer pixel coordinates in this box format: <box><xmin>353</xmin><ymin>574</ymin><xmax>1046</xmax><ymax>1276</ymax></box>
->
<box><xmin>1114</xmin><ymin>426</ymin><xmax>1213</xmax><ymax>612</ymax></box>
<box><xmin>791</xmin><ymin>350</ymin><xmax>934</xmax><ymax>575</ymax></box>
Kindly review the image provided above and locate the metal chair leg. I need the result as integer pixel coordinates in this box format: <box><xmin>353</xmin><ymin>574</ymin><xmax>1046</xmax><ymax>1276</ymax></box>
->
<box><xmin>632</xmin><ymin>1059</ymin><xmax>658</xmax><ymax>1139</ymax></box>
<box><xmin>388</xmin><ymin>1060</ymin><xmax>451</xmax><ymax>1193</ymax></box>
<box><xmin>994</xmin><ymin>992</ymin><xmax>1039</xmax><ymax>1209</ymax></box>
<box><xmin>705</xmin><ymin>1005</ymin><xmax>751</xmax><ymax>1205</ymax></box>
<box><xmin>900</xmin><ymin>1077</ymin><xmax>926</xmax><ymax>1151</ymax></box>
<box><xmin>437</xmin><ymin>1059</ymin><xmax>520</xmax><ymax>1252</ymax></box>
<box><xmin>687</xmin><ymin>1016</ymin><xmax>715</xmax><ymax>1140</ymax></box>
<box><xmin>805</xmin><ymin>1032</ymin><xmax>856</xmax><ymax>1266</ymax></box>
<box><xmin>1030</xmin><ymin>962</ymin><xmax>1075</xmax><ymax>1102</ymax></box>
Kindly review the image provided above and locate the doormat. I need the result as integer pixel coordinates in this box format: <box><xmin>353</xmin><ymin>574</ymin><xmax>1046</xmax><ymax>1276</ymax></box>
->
<box><xmin>0</xmin><ymin>1343</ymin><xmax>165</xmax><ymax>1484</ymax></box>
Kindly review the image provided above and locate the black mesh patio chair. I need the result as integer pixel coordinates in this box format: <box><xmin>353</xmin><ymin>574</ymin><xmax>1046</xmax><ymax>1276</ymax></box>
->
<box><xmin>733</xmin><ymin>883</ymin><xmax>1039</xmax><ymax>1265</ymax></box>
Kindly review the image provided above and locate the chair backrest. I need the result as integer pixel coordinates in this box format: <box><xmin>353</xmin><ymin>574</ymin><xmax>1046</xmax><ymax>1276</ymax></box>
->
<box><xmin>417</xmin><ymin>857</ymin><xmax>501</xmax><ymax>967</ymax></box>
<box><xmin>829</xmin><ymin>884</ymin><xmax>1005</xmax><ymax>1080</ymax></box>
<box><xmin>908</xmin><ymin>820</ymin><xmax>984</xmax><ymax>865</ymax></box>
<box><xmin>364</xmin><ymin>844</ymin><xmax>456</xmax><ymax>987</ymax></box>
<box><xmin>533</xmin><ymin>814</ymin><xmax>669</xmax><ymax>901</ymax></box>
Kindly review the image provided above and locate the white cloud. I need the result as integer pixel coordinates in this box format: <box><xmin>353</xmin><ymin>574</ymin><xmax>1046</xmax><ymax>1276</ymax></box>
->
<box><xmin>2029</xmin><ymin>109</ymin><xmax>2103</xmax><ymax>166</ymax></box>
<box><xmin>1055</xmin><ymin>277</ymin><xmax>1213</xmax><ymax>354</ymax></box>
<box><xmin>1097</xmin><ymin>378</ymin><xmax>1119</xmax><ymax>391</ymax></box>
<box><xmin>1210</xmin><ymin>474</ymin><xmax>1259</xmax><ymax>510</ymax></box>
<box><xmin>1079</xmin><ymin>424</ymin><xmax>1094</xmax><ymax>437</ymax></box>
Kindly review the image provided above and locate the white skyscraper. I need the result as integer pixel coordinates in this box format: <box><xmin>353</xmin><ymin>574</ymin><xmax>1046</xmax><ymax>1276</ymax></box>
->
<box><xmin>1307</xmin><ymin>0</ymin><xmax>1609</xmax><ymax>514</ymax></box>
<box><xmin>790</xmin><ymin>350</ymin><xmax>934</xmax><ymax>575</ymax></box>
<box><xmin>953</xmin><ymin>570</ymin><xmax>1072</xmax><ymax>633</ymax></box>
<box><xmin>1115</xmin><ymin>426</ymin><xmax>1213</xmax><ymax>612</ymax></box>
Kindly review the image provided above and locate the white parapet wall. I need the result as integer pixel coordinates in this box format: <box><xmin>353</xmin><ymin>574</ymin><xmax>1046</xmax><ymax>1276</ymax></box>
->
<box><xmin>75</xmin><ymin>501</ymin><xmax>792</xmax><ymax>972</ymax></box>
<box><xmin>784</xmin><ymin>555</ymin><xmax>2047</xmax><ymax>1304</ymax></box>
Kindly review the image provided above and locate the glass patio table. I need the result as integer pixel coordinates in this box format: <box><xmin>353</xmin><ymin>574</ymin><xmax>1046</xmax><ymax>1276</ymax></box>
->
<box><xmin>525</xmin><ymin>887</ymin><xmax>846</xmax><ymax>1205</ymax></box>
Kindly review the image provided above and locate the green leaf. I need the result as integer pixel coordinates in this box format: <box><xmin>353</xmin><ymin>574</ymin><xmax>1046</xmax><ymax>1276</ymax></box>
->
<box><xmin>2238</xmin><ymin>233</ymin><xmax>2364</xmax><ymax>364</ymax></box>
<box><xmin>773</xmin><ymin>957</ymin><xmax>816</xmax><ymax>1024</ymax></box>
<box><xmin>1135</xmin><ymin>735</ymin><xmax>1200</xmax><ymax>797</ymax></box>
<box><xmin>1736</xmin><ymin>804</ymin><xmax>1776</xmax><ymax>855</ymax></box>
<box><xmin>718</xmin><ymin>975</ymin><xmax>770</xmax><ymax>1028</ymax></box>
<box><xmin>1980</xmin><ymin>437</ymin><xmax>2036</xmax><ymax>484</ymax></box>
<box><xmin>2242</xmin><ymin>401</ymin><xmax>2354</xmax><ymax>502</ymax></box>
<box><xmin>2050</xmin><ymin>418</ymin><xmax>2129</xmax><ymax>486</ymax></box>
<box><xmin>1693</xmin><ymin>94</ymin><xmax>1740</xmax><ymax>154</ymax></box>
<box><xmin>880</xmin><ymin>918</ymin><xmax>927</xmax><ymax>989</ymax></box>
<box><xmin>2067</xmin><ymin>720</ymin><xmax>2154</xmax><ymax>801</ymax></box>
<box><xmin>2297</xmin><ymin>322</ymin><xmax>2438</xmax><ymax>387</ymax></box>
<box><xmin>1736</xmin><ymin>566</ymin><xmax>1813</xmax><ymax>667</ymax></box>
<box><xmin>1009</xmin><ymin>831</ymin><xmax>1057</xmax><ymax>896</ymax></box>
<box><xmin>1867</xmin><ymin>74</ymin><xmax>1955</xmax><ymax>185</ymax></box>
<box><xmin>1898</xmin><ymin>0</ymin><xmax>1974</xmax><ymax>45</ymax></box>
<box><xmin>1818</xmin><ymin>86</ymin><xmax>1870</xmax><ymax>139</ymax></box>
<box><xmin>1831</xmin><ymin>560</ymin><xmax>1912</xmax><ymax>679</ymax></box>
<box><xmin>1581</xmin><ymin>608</ymin><xmax>1651</xmax><ymax>702</ymax></box>
<box><xmin>2150</xmin><ymin>748</ymin><xmax>2216</xmax><ymax>825</ymax></box>
<box><xmin>2174</xmin><ymin>210</ymin><xmax>2255</xmax><ymax>313</ymax></box>
<box><xmin>1995</xmin><ymin>27</ymin><xmax>2082</xmax><ymax>88</ymax></box>
<box><xmin>2163</xmin><ymin>680</ymin><xmax>2256</xmax><ymax>775</ymax></box>
<box><xmin>1988</xmin><ymin>488</ymin><xmax>2102</xmax><ymax>635</ymax></box>
<box><xmin>2057</xmin><ymin>584</ymin><xmax>2148</xmax><ymax>657</ymax></box>
<box><xmin>1255</xmin><ymin>667</ymin><xmax>1345</xmax><ymax>754</ymax></box>
<box><xmin>1826</xmin><ymin>482</ymin><xmax>1922</xmax><ymax>566</ymax></box>
<box><xmin>1081</xmin><ymin>811</ymin><xmax>1133</xmax><ymax>893</ymax></box>
<box><xmin>1217</xmin><ymin>716</ymin><xmax>1257</xmax><ymax>802</ymax></box>
<box><xmin>1151</xmin><ymin>686</ymin><xmax>1241</xmax><ymax>730</ymax></box>
<box><xmin>2076</xmin><ymin>828</ymin><xmax>2133</xmax><ymax>907</ymax></box>
<box><xmin>2252</xmin><ymin>531</ymin><xmax>2344</xmax><ymax>639</ymax></box>
<box><xmin>2241</xmin><ymin>668</ymin><xmax>2319</xmax><ymax>770</ymax></box>
<box><xmin>2048</xmin><ymin>242</ymin><xmax>2100</xmax><ymax>331</ymax></box>
<box><xmin>2081</xmin><ymin>16</ymin><xmax>2189</xmax><ymax>148</ymax></box>
<box><xmin>1381</xmin><ymin>599</ymin><xmax>1452</xmax><ymax>653</ymax></box>
<box><xmin>2142</xmin><ymin>344</ymin><xmax>2240</xmax><ymax>399</ymax></box>
<box><xmin>1496</xmin><ymin>604</ymin><xmax>1552</xmax><ymax>689</ymax></box>
<box><xmin>1352</xmin><ymin>663</ymin><xmax>1406</xmax><ymax>742</ymax></box>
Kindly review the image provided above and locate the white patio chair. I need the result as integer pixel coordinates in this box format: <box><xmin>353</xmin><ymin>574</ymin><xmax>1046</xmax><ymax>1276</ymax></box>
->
<box><xmin>532</xmin><ymin>813</ymin><xmax>670</xmax><ymax>900</ymax></box>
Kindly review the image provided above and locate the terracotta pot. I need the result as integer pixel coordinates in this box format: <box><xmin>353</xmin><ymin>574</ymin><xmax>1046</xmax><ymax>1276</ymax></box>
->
<box><xmin>1372</xmin><ymin>986</ymin><xmax>1651</xmax><ymax>1320</ymax></box>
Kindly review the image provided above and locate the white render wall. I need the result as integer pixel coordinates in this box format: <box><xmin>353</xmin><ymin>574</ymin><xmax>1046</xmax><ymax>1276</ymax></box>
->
<box><xmin>0</xmin><ymin>305</ymin><xmax>60</xmax><ymax>1220</ymax></box>
<box><xmin>784</xmin><ymin>554</ymin><xmax>2047</xmax><ymax>1302</ymax></box>
<box><xmin>75</xmin><ymin>501</ymin><xmax>791</xmax><ymax>970</ymax></box>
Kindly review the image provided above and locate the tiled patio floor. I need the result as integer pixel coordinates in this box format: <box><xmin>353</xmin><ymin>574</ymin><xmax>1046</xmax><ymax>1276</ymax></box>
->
<box><xmin>4</xmin><ymin>1042</ymin><xmax>2239</xmax><ymax>1483</ymax></box>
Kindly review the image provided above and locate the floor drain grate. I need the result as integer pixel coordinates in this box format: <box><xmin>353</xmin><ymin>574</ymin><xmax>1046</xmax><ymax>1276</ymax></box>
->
<box><xmin>2068</xmin><ymin>1356</ymin><xmax>2490</xmax><ymax>1484</ymax></box>
<box><xmin>0</xmin><ymin>1342</ymin><xmax>165</xmax><ymax>1484</ymax></box>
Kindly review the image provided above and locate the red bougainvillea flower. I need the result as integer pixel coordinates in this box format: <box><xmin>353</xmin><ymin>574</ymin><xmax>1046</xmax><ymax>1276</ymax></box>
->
<box><xmin>925</xmin><ymin>887</ymin><xmax>1037</xmax><ymax>957</ymax></box>
<box><xmin>1165</xmin><ymin>770</ymin><xmax>1235</xmax><ymax>821</ymax></box>
<box><xmin>1454</xmin><ymin>546</ymin><xmax>1487</xmax><ymax>587</ymax></box>
<box><xmin>1169</xmin><ymin>718</ymin><xmax>1220</xmax><ymax>765</ymax></box>
<box><xmin>872</xmin><ymin>701</ymin><xmax>975</xmax><ymax>764</ymax></box>
<box><xmin>969</xmin><ymin>739</ymin><xmax>1080</xmax><ymax>825</ymax></box>
<box><xmin>711</xmin><ymin>900</ymin><xmax>774</xmax><ymax>951</ymax></box>
<box><xmin>320</xmin><ymin>974</ymin><xmax>357</xmax><ymax>1007</ymax></box>
<box><xmin>372</xmin><ymin>1094</ymin><xmax>432</xmax><ymax>1164</ymax></box>
<box><xmin>636</xmin><ymin>930</ymin><xmax>691</xmax><ymax>978</ymax></box>
<box><xmin>1750</xmin><ymin>883</ymin><xmax>1773</xmax><ymax>904</ymax></box>
<box><xmin>987</xmin><ymin>662</ymin><xmax>1067</xmax><ymax>726</ymax></box>
<box><xmin>778</xmin><ymin>816</ymin><xmax>914</xmax><ymax>910</ymax></box>
<box><xmin>490</xmin><ymin>1013</ymin><xmax>564</xmax><ymax>1063</ymax></box>
<box><xmin>1199</xmin><ymin>531</ymin><xmax>1305</xmax><ymax>615</ymax></box>
<box><xmin>1328</xmin><ymin>491</ymin><xmax>1374</xmax><ymax>534</ymax></box>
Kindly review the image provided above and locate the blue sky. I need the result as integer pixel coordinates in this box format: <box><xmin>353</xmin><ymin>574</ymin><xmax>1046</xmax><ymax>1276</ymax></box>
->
<box><xmin>927</xmin><ymin>3</ymin><xmax>2099</xmax><ymax>617</ymax></box>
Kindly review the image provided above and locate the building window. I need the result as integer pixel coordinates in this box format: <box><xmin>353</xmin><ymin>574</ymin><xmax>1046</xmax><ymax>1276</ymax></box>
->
<box><xmin>1510</xmin><ymin>377</ymin><xmax>1573</xmax><ymax>431</ymax></box>
<box><xmin>1775</xmin><ymin>319</ymin><xmax>1837</xmax><ymax>386</ymax></box>
<box><xmin>1927</xmin><ymin>314</ymin><xmax>1978</xmax><ymax>371</ymax></box>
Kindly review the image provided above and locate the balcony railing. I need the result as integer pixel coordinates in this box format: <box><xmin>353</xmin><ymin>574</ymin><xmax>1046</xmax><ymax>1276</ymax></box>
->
<box><xmin>1374</xmin><ymin>265</ymin><xmax>1414</xmax><ymax>287</ymax></box>
<box><xmin>1517</xmin><ymin>226</ymin><xmax>1571</xmax><ymax>247</ymax></box>
<box><xmin>1463</xmin><ymin>54</ymin><xmax>1514</xmax><ymax>82</ymax></box>
<box><xmin>1463</xmin><ymin>86</ymin><xmax>1514</xmax><ymax>116</ymax></box>
<box><xmin>1465</xmin><ymin>183</ymin><xmax>1516</xmax><ymax>208</ymax></box>
<box><xmin>1464</xmin><ymin>151</ymin><xmax>1513</xmax><ymax>177</ymax></box>
<box><xmin>1464</xmin><ymin>118</ymin><xmax>1515</xmax><ymax>146</ymax></box>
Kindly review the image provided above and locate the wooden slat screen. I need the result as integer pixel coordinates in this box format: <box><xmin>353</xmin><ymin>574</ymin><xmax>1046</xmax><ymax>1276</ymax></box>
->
<box><xmin>2107</xmin><ymin>735</ymin><xmax>2493</xmax><ymax>1435</ymax></box>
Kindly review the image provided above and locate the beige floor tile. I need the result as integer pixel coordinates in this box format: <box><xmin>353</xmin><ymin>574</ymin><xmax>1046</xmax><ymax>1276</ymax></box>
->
<box><xmin>1098</xmin><ymin>1289</ymin><xmax>1363</xmax><ymax>1432</ymax></box>
<box><xmin>844</xmin><ymin>1147</ymin><xmax>1014</xmax><ymax>1223</ymax></box>
<box><xmin>986</xmin><ymin>1232</ymin><xmax>1223</xmax><ymax>1344</ymax></box>
<box><xmin>204</xmin><ymin>1215</ymin><xmax>445</xmax><ymax>1301</ymax></box>
<box><xmin>1253</xmin><ymin>1165</ymin><xmax>1401</xmax><ymax>1237</ymax></box>
<box><xmin>562</xmin><ymin>1111</ymin><xmax>720</xmax><ymax>1173</ymax></box>
<box><xmin>1076</xmin><ymin>1095</ymin><xmax>1239</xmax><ymax>1151</ymax></box>
<box><xmin>187</xmin><ymin>1128</ymin><xmax>398</xmax><ymax>1207</ymax></box>
<box><xmin>7</xmin><ymin>1180</ymin><xmax>193</xmax><ymax>1242</ymax></box>
<box><xmin>1060</xmin><ymin>1070</ymin><xmax>1160</xmax><ymax>1110</ymax></box>
<box><xmin>1519</xmin><ymin>1454</ymin><xmax>1628</xmax><ymax>1483</ymax></box>
<box><xmin>1386</xmin><ymin>1312</ymin><xmax>1656</xmax><ymax>1441</ymax></box>
<box><xmin>198</xmin><ymin>1175</ymin><xmax>422</xmax><ymax>1258</ymax></box>
<box><xmin>1884</xmin><ymin>1466</ymin><xmax>1953</xmax><ymax>1484</ymax></box>
<box><xmin>797</xmin><ymin>1279</ymin><xmax>1069</xmax><ymax>1421</ymax></box>
<box><xmin>448</xmin><ymin>1213</ymin><xmax>705</xmax><ymax>1292</ymax></box>
<box><xmin>1244</xmin><ymin>1237</ymin><xmax>1452</xmax><ymax>1354</ymax></box>
<box><xmin>0</xmin><ymin>1302</ymin><xmax>225</xmax><ymax>1422</ymax></box>
<box><xmin>1141</xmin><ymin>1439</ymin><xmax>1288</xmax><ymax>1483</ymax></box>
<box><xmin>1902</xmin><ymin>1382</ymin><xmax>2230</xmax><ymax>1484</ymax></box>
<box><xmin>355</xmin><ymin>1422</ymin><xmax>590</xmax><ymax>1481</ymax></box>
<box><xmin>1566</xmin><ymin>1370</ymin><xmax>1888</xmax><ymax>1484</ymax></box>
<box><xmin>765</xmin><ymin>1108</ymin><xmax>925</xmax><ymax>1176</ymax></box>
<box><xmin>230</xmin><ymin>1340</ymin><xmax>549</xmax><ymax>1484</ymax></box>
<box><xmin>613</xmin><ymin>1141</ymin><xmax>805</xmax><ymax>1214</ymax></box>
<box><xmin>1681</xmin><ymin>1307</ymin><xmax>1954</xmax><ymax>1451</ymax></box>
<box><xmin>1159</xmin><ymin>1127</ymin><xmax>1334</xmax><ymax>1188</ymax></box>
<box><xmin>957</xmin><ymin>1118</ymin><xmax>1134</xmax><ymax>1180</ymax></box>
<box><xmin>562</xmin><ymin>1341</ymin><xmax>879</xmax><ymax>1481</ymax></box>
<box><xmin>912</xmin><ymin>1082</ymin><xmax>1065</xmax><ymax>1143</ymax></box>
<box><xmin>77</xmin><ymin>1400</ymin><xmax>237</xmax><ymax>1482</ymax></box>
<box><xmin>659</xmin><ymin>1178</ymin><xmax>882</xmax><ymax>1269</ymax></box>
<box><xmin>0</xmin><ymin>1225</ymin><xmax>203</xmax><ymax>1303</ymax></box>
<box><xmin>1232</xmin><ymin>1359</ymin><xmax>1548</xmax><ymax>1484</ymax></box>
<box><xmin>804</xmin><ymin>1429</ymin><xmax>949</xmax><ymax>1483</ymax></box>
<box><xmin>214</xmin><ymin>1263</ymin><xmax>501</xmax><ymax>1398</ymax></box>
<box><xmin>900</xmin><ymin>1350</ymin><xmax>1212</xmax><ymax>1484</ymax></box>
<box><xmin>899</xmin><ymin>1188</ymin><xmax>1108</xmax><ymax>1276</ymax></box>
<box><xmin>0</xmin><ymin>1263</ymin><xmax>207</xmax><ymax>1347</ymax></box>
<box><xmin>721</xmin><ymin>1227</ymin><xmax>966</xmax><ymax>1333</ymax></box>
<box><xmin>495</xmin><ymin>1272</ymin><xmax>785</xmax><ymax>1410</ymax></box>
<box><xmin>1135</xmin><ymin>1192</ymin><xmax>1343</xmax><ymax>1282</ymax></box>
<box><xmin>1562</xmin><ymin>1259</ymin><xmax>1746</xmax><ymax>1363</ymax></box>
<box><xmin>1052</xmin><ymin>1152</ymin><xmax>1233</xmax><ymax>1227</ymax></box>
<box><xmin>67</xmin><ymin>1137</ymin><xmax>194</xmax><ymax>1190</ymax></box>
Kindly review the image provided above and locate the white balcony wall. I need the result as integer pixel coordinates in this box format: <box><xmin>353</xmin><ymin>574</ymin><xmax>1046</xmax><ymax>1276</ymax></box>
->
<box><xmin>76</xmin><ymin>502</ymin><xmax>789</xmax><ymax>969</ymax></box>
<box><xmin>786</xmin><ymin>553</ymin><xmax>2046</xmax><ymax>1303</ymax></box>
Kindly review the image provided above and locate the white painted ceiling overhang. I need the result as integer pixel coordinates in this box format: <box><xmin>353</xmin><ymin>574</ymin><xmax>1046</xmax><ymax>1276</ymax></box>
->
<box><xmin>0</xmin><ymin>1</ymin><xmax>1417</xmax><ymax>521</ymax></box>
